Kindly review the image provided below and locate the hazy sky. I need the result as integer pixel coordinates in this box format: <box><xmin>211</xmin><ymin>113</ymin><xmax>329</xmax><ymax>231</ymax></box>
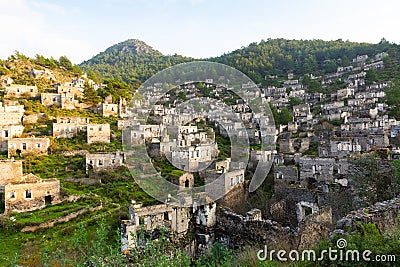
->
<box><xmin>1</xmin><ymin>0</ymin><xmax>399</xmax><ymax>63</ymax></box>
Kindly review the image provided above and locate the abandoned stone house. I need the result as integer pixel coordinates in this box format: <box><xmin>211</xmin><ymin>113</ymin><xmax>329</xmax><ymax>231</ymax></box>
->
<box><xmin>364</xmin><ymin>61</ymin><xmax>384</xmax><ymax>71</ymax></box>
<box><xmin>123</xmin><ymin>124</ymin><xmax>163</xmax><ymax>145</ymax></box>
<box><xmin>52</xmin><ymin>116</ymin><xmax>90</xmax><ymax>138</ymax></box>
<box><xmin>289</xmin><ymin>88</ymin><xmax>306</xmax><ymax>99</ymax></box>
<box><xmin>203</xmin><ymin>158</ymin><xmax>246</xmax><ymax>200</ymax></box>
<box><xmin>87</xmin><ymin>124</ymin><xmax>110</xmax><ymax>144</ymax></box>
<box><xmin>318</xmin><ymin>138</ymin><xmax>362</xmax><ymax>158</ymax></box>
<box><xmin>4</xmin><ymin>84</ymin><xmax>38</xmax><ymax>98</ymax></box>
<box><xmin>121</xmin><ymin>193</ymin><xmax>216</xmax><ymax>251</ymax></box>
<box><xmin>0</xmin><ymin>125</ymin><xmax>24</xmax><ymax>139</ymax></box>
<box><xmin>292</xmin><ymin>104</ymin><xmax>312</xmax><ymax>122</ymax></box>
<box><xmin>321</xmin><ymin>101</ymin><xmax>345</xmax><ymax>112</ymax></box>
<box><xmin>7</xmin><ymin>137</ymin><xmax>50</xmax><ymax>157</ymax></box>
<box><xmin>117</xmin><ymin>119</ymin><xmax>137</xmax><ymax>130</ymax></box>
<box><xmin>341</xmin><ymin>117</ymin><xmax>394</xmax><ymax>133</ymax></box>
<box><xmin>41</xmin><ymin>93</ymin><xmax>61</xmax><ymax>107</ymax></box>
<box><xmin>0</xmin><ymin>160</ymin><xmax>60</xmax><ymax>214</ymax></box>
<box><xmin>152</xmin><ymin>104</ymin><xmax>175</xmax><ymax>116</ymax></box>
<box><xmin>269</xmin><ymin>187</ymin><xmax>329</xmax><ymax>226</ymax></box>
<box><xmin>41</xmin><ymin>92</ymin><xmax>79</xmax><ymax>109</ymax></box>
<box><xmin>263</xmin><ymin>86</ymin><xmax>287</xmax><ymax>98</ymax></box>
<box><xmin>299</xmin><ymin>157</ymin><xmax>335</xmax><ymax>185</ymax></box>
<box><xmin>171</xmin><ymin>143</ymin><xmax>217</xmax><ymax>172</ymax></box>
<box><xmin>98</xmin><ymin>102</ymin><xmax>119</xmax><ymax>117</ymax></box>
<box><xmin>118</xmin><ymin>97</ymin><xmax>127</xmax><ymax>118</ymax></box>
<box><xmin>85</xmin><ymin>151</ymin><xmax>125</xmax><ymax>173</ymax></box>
<box><xmin>217</xmin><ymin>121</ymin><xmax>248</xmax><ymax>139</ymax></box>
<box><xmin>274</xmin><ymin>165</ymin><xmax>299</xmax><ymax>189</ymax></box>
<box><xmin>279</xmin><ymin>138</ymin><xmax>310</xmax><ymax>154</ymax></box>
<box><xmin>337</xmin><ymin>66</ymin><xmax>353</xmax><ymax>73</ymax></box>
<box><xmin>59</xmin><ymin>93</ymin><xmax>79</xmax><ymax>110</ymax></box>
<box><xmin>170</xmin><ymin>172</ymin><xmax>194</xmax><ymax>190</ymax></box>
<box><xmin>29</xmin><ymin>68</ymin><xmax>55</xmax><ymax>80</ymax></box>
<box><xmin>0</xmin><ymin>125</ymin><xmax>25</xmax><ymax>151</ymax></box>
<box><xmin>298</xmin><ymin>157</ymin><xmax>348</xmax><ymax>189</ymax></box>
<box><xmin>71</xmin><ymin>77</ymin><xmax>85</xmax><ymax>88</ymax></box>
<box><xmin>336</xmin><ymin>88</ymin><xmax>355</xmax><ymax>100</ymax></box>
<box><xmin>56</xmin><ymin>85</ymin><xmax>84</xmax><ymax>98</ymax></box>
<box><xmin>2</xmin><ymin>77</ymin><xmax>14</xmax><ymax>86</ymax></box>
<box><xmin>0</xmin><ymin>102</ymin><xmax>24</xmax><ymax>126</ymax></box>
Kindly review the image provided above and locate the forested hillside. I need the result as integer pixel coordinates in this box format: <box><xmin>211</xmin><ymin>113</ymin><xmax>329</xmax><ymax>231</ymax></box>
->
<box><xmin>211</xmin><ymin>38</ymin><xmax>398</xmax><ymax>83</ymax></box>
<box><xmin>80</xmin><ymin>38</ymin><xmax>400</xmax><ymax>85</ymax></box>
<box><xmin>79</xmin><ymin>39</ymin><xmax>193</xmax><ymax>86</ymax></box>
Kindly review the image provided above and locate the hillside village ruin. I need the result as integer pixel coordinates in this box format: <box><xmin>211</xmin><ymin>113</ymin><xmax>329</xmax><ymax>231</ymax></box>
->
<box><xmin>0</xmin><ymin>51</ymin><xmax>400</xmax><ymax>256</ymax></box>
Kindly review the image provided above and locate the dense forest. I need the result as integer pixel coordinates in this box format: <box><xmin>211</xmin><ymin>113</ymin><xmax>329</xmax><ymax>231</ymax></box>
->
<box><xmin>80</xmin><ymin>38</ymin><xmax>400</xmax><ymax>86</ymax></box>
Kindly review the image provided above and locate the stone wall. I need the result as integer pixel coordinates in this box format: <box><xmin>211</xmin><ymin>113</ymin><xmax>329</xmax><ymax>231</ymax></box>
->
<box><xmin>0</xmin><ymin>160</ymin><xmax>23</xmax><ymax>185</ymax></box>
<box><xmin>332</xmin><ymin>198</ymin><xmax>400</xmax><ymax>236</ymax></box>
<box><xmin>57</xmin><ymin>85</ymin><xmax>84</xmax><ymax>98</ymax></box>
<box><xmin>215</xmin><ymin>208</ymin><xmax>299</xmax><ymax>250</ymax></box>
<box><xmin>298</xmin><ymin>207</ymin><xmax>333</xmax><ymax>249</ymax></box>
<box><xmin>0</xmin><ymin>110</ymin><xmax>24</xmax><ymax>126</ymax></box>
<box><xmin>220</xmin><ymin>181</ymin><xmax>248</xmax><ymax>211</ymax></box>
<box><xmin>270</xmin><ymin>188</ymin><xmax>324</xmax><ymax>227</ymax></box>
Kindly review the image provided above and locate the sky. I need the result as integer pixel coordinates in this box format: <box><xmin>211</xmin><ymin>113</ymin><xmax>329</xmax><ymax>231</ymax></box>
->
<box><xmin>1</xmin><ymin>0</ymin><xmax>399</xmax><ymax>64</ymax></box>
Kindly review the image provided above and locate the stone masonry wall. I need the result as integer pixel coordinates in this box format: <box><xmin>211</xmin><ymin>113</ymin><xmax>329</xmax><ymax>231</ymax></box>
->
<box><xmin>333</xmin><ymin>198</ymin><xmax>400</xmax><ymax>235</ymax></box>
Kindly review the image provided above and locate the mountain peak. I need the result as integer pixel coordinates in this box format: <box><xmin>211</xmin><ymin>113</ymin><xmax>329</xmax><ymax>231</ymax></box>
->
<box><xmin>108</xmin><ymin>39</ymin><xmax>162</xmax><ymax>56</ymax></box>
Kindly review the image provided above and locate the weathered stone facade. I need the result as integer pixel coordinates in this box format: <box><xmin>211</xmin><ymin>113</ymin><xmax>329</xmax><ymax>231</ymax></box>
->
<box><xmin>170</xmin><ymin>172</ymin><xmax>194</xmax><ymax>189</ymax></box>
<box><xmin>274</xmin><ymin>165</ymin><xmax>299</xmax><ymax>189</ymax></box>
<box><xmin>298</xmin><ymin>207</ymin><xmax>333</xmax><ymax>249</ymax></box>
<box><xmin>4</xmin><ymin>84</ymin><xmax>38</xmax><ymax>98</ymax></box>
<box><xmin>0</xmin><ymin>125</ymin><xmax>24</xmax><ymax>151</ymax></box>
<box><xmin>121</xmin><ymin>193</ymin><xmax>216</xmax><ymax>251</ymax></box>
<box><xmin>0</xmin><ymin>160</ymin><xmax>60</xmax><ymax>214</ymax></box>
<box><xmin>52</xmin><ymin>116</ymin><xmax>90</xmax><ymax>138</ymax></box>
<box><xmin>215</xmin><ymin>208</ymin><xmax>298</xmax><ymax>250</ymax></box>
<box><xmin>0</xmin><ymin>102</ymin><xmax>24</xmax><ymax>126</ymax></box>
<box><xmin>41</xmin><ymin>92</ymin><xmax>79</xmax><ymax>109</ymax></box>
<box><xmin>41</xmin><ymin>93</ymin><xmax>61</xmax><ymax>107</ymax></box>
<box><xmin>3</xmin><ymin>175</ymin><xmax>60</xmax><ymax>214</ymax></box>
<box><xmin>87</xmin><ymin>124</ymin><xmax>110</xmax><ymax>144</ymax></box>
<box><xmin>98</xmin><ymin>103</ymin><xmax>118</xmax><ymax>117</ymax></box>
<box><xmin>7</xmin><ymin>137</ymin><xmax>50</xmax><ymax>157</ymax></box>
<box><xmin>56</xmin><ymin>85</ymin><xmax>84</xmax><ymax>98</ymax></box>
<box><xmin>85</xmin><ymin>151</ymin><xmax>124</xmax><ymax>173</ymax></box>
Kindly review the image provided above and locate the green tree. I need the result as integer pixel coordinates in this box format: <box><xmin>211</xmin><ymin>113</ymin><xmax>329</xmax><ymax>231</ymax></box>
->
<box><xmin>98</xmin><ymin>78</ymin><xmax>132</xmax><ymax>102</ymax></box>
<box><xmin>288</xmin><ymin>97</ymin><xmax>304</xmax><ymax>108</ymax></box>
<box><xmin>83</xmin><ymin>83</ymin><xmax>101</xmax><ymax>104</ymax></box>
<box><xmin>385</xmin><ymin>82</ymin><xmax>400</xmax><ymax>120</ymax></box>
<box><xmin>365</xmin><ymin>68</ymin><xmax>379</xmax><ymax>86</ymax></box>
<box><xmin>308</xmin><ymin>79</ymin><xmax>323</xmax><ymax>94</ymax></box>
<box><xmin>349</xmin><ymin>154</ymin><xmax>399</xmax><ymax>207</ymax></box>
<box><xmin>59</xmin><ymin>55</ymin><xmax>73</xmax><ymax>70</ymax></box>
<box><xmin>278</xmin><ymin>107</ymin><xmax>293</xmax><ymax>125</ymax></box>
